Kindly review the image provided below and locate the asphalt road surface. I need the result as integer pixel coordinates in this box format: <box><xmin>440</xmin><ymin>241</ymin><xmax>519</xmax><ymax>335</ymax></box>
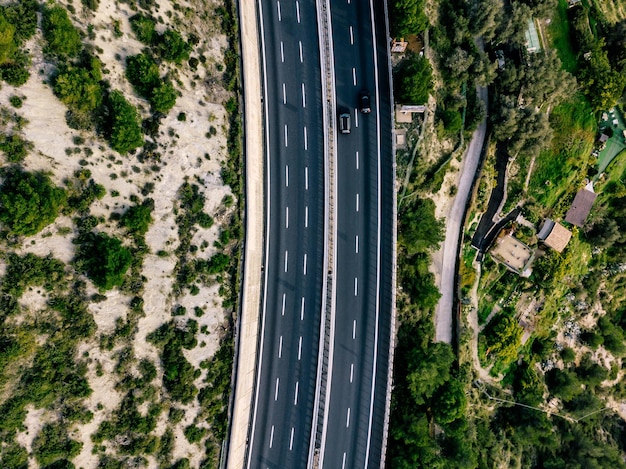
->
<box><xmin>319</xmin><ymin>0</ymin><xmax>394</xmax><ymax>466</ymax></box>
<box><xmin>247</xmin><ymin>0</ymin><xmax>326</xmax><ymax>466</ymax></box>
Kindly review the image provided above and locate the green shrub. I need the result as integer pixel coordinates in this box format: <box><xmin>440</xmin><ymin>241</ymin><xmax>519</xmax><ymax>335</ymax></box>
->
<box><xmin>76</xmin><ymin>232</ymin><xmax>132</xmax><ymax>290</ymax></box>
<box><xmin>54</xmin><ymin>63</ymin><xmax>103</xmax><ymax>115</ymax></box>
<box><xmin>129</xmin><ymin>14</ymin><xmax>156</xmax><ymax>44</ymax></box>
<box><xmin>41</xmin><ymin>5</ymin><xmax>82</xmax><ymax>58</ymax></box>
<box><xmin>0</xmin><ymin>60</ymin><xmax>29</xmax><ymax>86</ymax></box>
<box><xmin>0</xmin><ymin>167</ymin><xmax>67</xmax><ymax>235</ymax></box>
<box><xmin>1</xmin><ymin>0</ymin><xmax>38</xmax><ymax>43</ymax></box>
<box><xmin>159</xmin><ymin>29</ymin><xmax>191</xmax><ymax>64</ymax></box>
<box><xmin>122</xmin><ymin>199</ymin><xmax>153</xmax><ymax>235</ymax></box>
<box><xmin>107</xmin><ymin>90</ymin><xmax>143</xmax><ymax>154</ymax></box>
<box><xmin>32</xmin><ymin>422</ymin><xmax>82</xmax><ymax>467</ymax></box>
<box><xmin>0</xmin><ymin>13</ymin><xmax>16</xmax><ymax>65</ymax></box>
<box><xmin>0</xmin><ymin>133</ymin><xmax>30</xmax><ymax>162</ymax></box>
<box><xmin>126</xmin><ymin>53</ymin><xmax>160</xmax><ymax>96</ymax></box>
<box><xmin>183</xmin><ymin>425</ymin><xmax>206</xmax><ymax>443</ymax></box>
<box><xmin>150</xmin><ymin>81</ymin><xmax>177</xmax><ymax>113</ymax></box>
<box><xmin>0</xmin><ymin>442</ymin><xmax>28</xmax><ymax>469</ymax></box>
<box><xmin>9</xmin><ymin>95</ymin><xmax>22</xmax><ymax>107</ymax></box>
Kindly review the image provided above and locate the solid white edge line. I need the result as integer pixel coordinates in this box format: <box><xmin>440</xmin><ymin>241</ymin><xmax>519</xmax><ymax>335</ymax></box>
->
<box><xmin>247</xmin><ymin>0</ymin><xmax>272</xmax><ymax>463</ymax></box>
<box><xmin>364</xmin><ymin>0</ymin><xmax>383</xmax><ymax>462</ymax></box>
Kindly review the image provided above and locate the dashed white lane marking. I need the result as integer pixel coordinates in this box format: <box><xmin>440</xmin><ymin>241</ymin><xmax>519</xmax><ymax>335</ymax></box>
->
<box><xmin>353</xmin><ymin>319</ymin><xmax>357</xmax><ymax>339</ymax></box>
<box><xmin>295</xmin><ymin>0</ymin><xmax>300</xmax><ymax>22</ymax></box>
<box><xmin>354</xmin><ymin>108</ymin><xmax>359</xmax><ymax>128</ymax></box>
<box><xmin>301</xmin><ymin>83</ymin><xmax>306</xmax><ymax>108</ymax></box>
<box><xmin>269</xmin><ymin>425</ymin><xmax>275</xmax><ymax>448</ymax></box>
<box><xmin>284</xmin><ymin>124</ymin><xmax>288</xmax><ymax>147</ymax></box>
<box><xmin>305</xmin><ymin>206</ymin><xmax>309</xmax><ymax>227</ymax></box>
<box><xmin>349</xmin><ymin>26</ymin><xmax>354</xmax><ymax>44</ymax></box>
<box><xmin>303</xmin><ymin>253</ymin><xmax>307</xmax><ymax>275</ymax></box>
<box><xmin>294</xmin><ymin>381</ymin><xmax>299</xmax><ymax>405</ymax></box>
<box><xmin>346</xmin><ymin>407</ymin><xmax>351</xmax><ymax>427</ymax></box>
<box><xmin>299</xmin><ymin>41</ymin><xmax>303</xmax><ymax>62</ymax></box>
<box><xmin>355</xmin><ymin>235</ymin><xmax>359</xmax><ymax>253</ymax></box>
<box><xmin>282</xmin><ymin>83</ymin><xmax>286</xmax><ymax>104</ymax></box>
<box><xmin>350</xmin><ymin>363</ymin><xmax>354</xmax><ymax>383</ymax></box>
<box><xmin>277</xmin><ymin>0</ymin><xmax>281</xmax><ymax>21</ymax></box>
<box><xmin>304</xmin><ymin>126</ymin><xmax>308</xmax><ymax>150</ymax></box>
<box><xmin>289</xmin><ymin>427</ymin><xmax>295</xmax><ymax>450</ymax></box>
<box><xmin>298</xmin><ymin>336</ymin><xmax>302</xmax><ymax>360</ymax></box>
<box><xmin>356</xmin><ymin>193</ymin><xmax>360</xmax><ymax>212</ymax></box>
<box><xmin>281</xmin><ymin>293</ymin><xmax>286</xmax><ymax>316</ymax></box>
<box><xmin>352</xmin><ymin>67</ymin><xmax>357</xmax><ymax>86</ymax></box>
<box><xmin>300</xmin><ymin>297</ymin><xmax>305</xmax><ymax>320</ymax></box>
<box><xmin>285</xmin><ymin>164</ymin><xmax>289</xmax><ymax>186</ymax></box>
<box><xmin>285</xmin><ymin>206</ymin><xmax>289</xmax><ymax>228</ymax></box>
<box><xmin>284</xmin><ymin>250</ymin><xmax>288</xmax><ymax>272</ymax></box>
<box><xmin>342</xmin><ymin>452</ymin><xmax>347</xmax><ymax>469</ymax></box>
<box><xmin>354</xmin><ymin>277</ymin><xmax>358</xmax><ymax>297</ymax></box>
<box><xmin>305</xmin><ymin>166</ymin><xmax>309</xmax><ymax>190</ymax></box>
<box><xmin>280</xmin><ymin>41</ymin><xmax>284</xmax><ymax>62</ymax></box>
<box><xmin>274</xmin><ymin>377</ymin><xmax>280</xmax><ymax>401</ymax></box>
<box><xmin>279</xmin><ymin>336</ymin><xmax>283</xmax><ymax>358</ymax></box>
<box><xmin>356</xmin><ymin>151</ymin><xmax>359</xmax><ymax>169</ymax></box>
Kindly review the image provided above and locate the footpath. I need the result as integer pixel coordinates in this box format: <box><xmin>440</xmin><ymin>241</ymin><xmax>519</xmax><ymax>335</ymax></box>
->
<box><xmin>226</xmin><ymin>0</ymin><xmax>264</xmax><ymax>466</ymax></box>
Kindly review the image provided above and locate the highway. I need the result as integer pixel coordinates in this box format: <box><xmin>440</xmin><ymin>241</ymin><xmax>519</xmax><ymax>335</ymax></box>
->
<box><xmin>319</xmin><ymin>0</ymin><xmax>394</xmax><ymax>466</ymax></box>
<box><xmin>246</xmin><ymin>0</ymin><xmax>326</xmax><ymax>466</ymax></box>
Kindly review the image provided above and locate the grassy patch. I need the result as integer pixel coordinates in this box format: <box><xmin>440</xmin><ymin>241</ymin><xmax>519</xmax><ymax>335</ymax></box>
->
<box><xmin>548</xmin><ymin>0</ymin><xmax>578</xmax><ymax>73</ymax></box>
<box><xmin>527</xmin><ymin>94</ymin><xmax>595</xmax><ymax>209</ymax></box>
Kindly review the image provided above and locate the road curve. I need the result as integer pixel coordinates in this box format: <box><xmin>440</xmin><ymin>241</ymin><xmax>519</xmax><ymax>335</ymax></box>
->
<box><xmin>246</xmin><ymin>0</ymin><xmax>327</xmax><ymax>466</ymax></box>
<box><xmin>318</xmin><ymin>0</ymin><xmax>394</xmax><ymax>466</ymax></box>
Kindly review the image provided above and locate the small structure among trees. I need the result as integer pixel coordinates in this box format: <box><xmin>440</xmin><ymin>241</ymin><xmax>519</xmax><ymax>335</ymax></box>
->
<box><xmin>537</xmin><ymin>219</ymin><xmax>572</xmax><ymax>253</ymax></box>
<box><xmin>565</xmin><ymin>182</ymin><xmax>597</xmax><ymax>227</ymax></box>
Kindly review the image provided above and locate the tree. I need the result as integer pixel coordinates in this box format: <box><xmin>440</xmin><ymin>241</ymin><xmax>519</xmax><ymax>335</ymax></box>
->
<box><xmin>406</xmin><ymin>342</ymin><xmax>455</xmax><ymax>404</ymax></box>
<box><xmin>77</xmin><ymin>232</ymin><xmax>132</xmax><ymax>290</ymax></box>
<box><xmin>41</xmin><ymin>5</ymin><xmax>82</xmax><ymax>58</ymax></box>
<box><xmin>398</xmin><ymin>197</ymin><xmax>444</xmax><ymax>255</ymax></box>
<box><xmin>0</xmin><ymin>12</ymin><xmax>16</xmax><ymax>64</ymax></box>
<box><xmin>159</xmin><ymin>29</ymin><xmax>191</xmax><ymax>64</ymax></box>
<box><xmin>122</xmin><ymin>200</ymin><xmax>153</xmax><ymax>235</ymax></box>
<box><xmin>468</xmin><ymin>0</ymin><xmax>502</xmax><ymax>41</ymax></box>
<box><xmin>0</xmin><ymin>167</ymin><xmax>67</xmax><ymax>236</ymax></box>
<box><xmin>389</xmin><ymin>0</ymin><xmax>428</xmax><ymax>38</ymax></box>
<box><xmin>54</xmin><ymin>64</ymin><xmax>103</xmax><ymax>115</ymax></box>
<box><xmin>126</xmin><ymin>53</ymin><xmax>160</xmax><ymax>96</ymax></box>
<box><xmin>129</xmin><ymin>14</ymin><xmax>156</xmax><ymax>44</ymax></box>
<box><xmin>394</xmin><ymin>53</ymin><xmax>433</xmax><ymax>104</ymax></box>
<box><xmin>483</xmin><ymin>314</ymin><xmax>522</xmax><ymax>363</ymax></box>
<box><xmin>150</xmin><ymin>81</ymin><xmax>177</xmax><ymax>113</ymax></box>
<box><xmin>107</xmin><ymin>90</ymin><xmax>143</xmax><ymax>154</ymax></box>
<box><xmin>432</xmin><ymin>378</ymin><xmax>467</xmax><ymax>424</ymax></box>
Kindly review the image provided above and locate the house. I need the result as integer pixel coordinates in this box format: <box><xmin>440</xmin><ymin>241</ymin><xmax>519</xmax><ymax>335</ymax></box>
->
<box><xmin>565</xmin><ymin>182</ymin><xmax>597</xmax><ymax>227</ymax></box>
<box><xmin>537</xmin><ymin>219</ymin><xmax>572</xmax><ymax>253</ymax></box>
<box><xmin>489</xmin><ymin>230</ymin><xmax>535</xmax><ymax>277</ymax></box>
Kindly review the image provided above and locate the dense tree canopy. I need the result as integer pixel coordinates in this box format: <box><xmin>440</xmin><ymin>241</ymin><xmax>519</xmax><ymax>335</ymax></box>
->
<box><xmin>389</xmin><ymin>0</ymin><xmax>429</xmax><ymax>38</ymax></box>
<box><xmin>0</xmin><ymin>167</ymin><xmax>67</xmax><ymax>236</ymax></box>
<box><xmin>393</xmin><ymin>53</ymin><xmax>433</xmax><ymax>105</ymax></box>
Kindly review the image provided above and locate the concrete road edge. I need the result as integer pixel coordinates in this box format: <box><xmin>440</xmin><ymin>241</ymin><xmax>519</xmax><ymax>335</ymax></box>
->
<box><xmin>225</xmin><ymin>0</ymin><xmax>263</xmax><ymax>466</ymax></box>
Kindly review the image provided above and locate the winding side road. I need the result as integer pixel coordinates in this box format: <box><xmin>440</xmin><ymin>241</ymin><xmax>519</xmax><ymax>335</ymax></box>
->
<box><xmin>434</xmin><ymin>79</ymin><xmax>488</xmax><ymax>344</ymax></box>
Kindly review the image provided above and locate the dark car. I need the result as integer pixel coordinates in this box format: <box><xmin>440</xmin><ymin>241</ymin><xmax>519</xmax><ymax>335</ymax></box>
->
<box><xmin>359</xmin><ymin>90</ymin><xmax>371</xmax><ymax>114</ymax></box>
<box><xmin>339</xmin><ymin>110</ymin><xmax>351</xmax><ymax>134</ymax></box>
